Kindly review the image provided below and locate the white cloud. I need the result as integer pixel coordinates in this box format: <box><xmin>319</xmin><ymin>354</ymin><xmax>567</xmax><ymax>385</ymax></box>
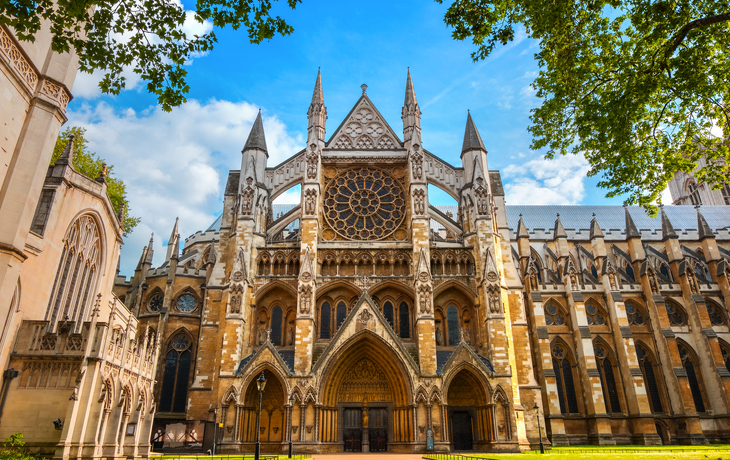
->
<box><xmin>502</xmin><ymin>154</ymin><xmax>591</xmax><ymax>205</ymax></box>
<box><xmin>66</xmin><ymin>99</ymin><xmax>304</xmax><ymax>275</ymax></box>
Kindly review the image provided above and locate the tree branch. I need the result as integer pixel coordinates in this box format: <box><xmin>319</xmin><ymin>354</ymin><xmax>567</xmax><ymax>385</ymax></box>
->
<box><xmin>664</xmin><ymin>12</ymin><xmax>730</xmax><ymax>60</ymax></box>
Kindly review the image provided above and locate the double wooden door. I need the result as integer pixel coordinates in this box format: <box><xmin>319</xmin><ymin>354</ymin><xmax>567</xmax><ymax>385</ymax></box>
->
<box><xmin>342</xmin><ymin>407</ymin><xmax>389</xmax><ymax>452</ymax></box>
<box><xmin>368</xmin><ymin>408</ymin><xmax>388</xmax><ymax>452</ymax></box>
<box><xmin>343</xmin><ymin>408</ymin><xmax>362</xmax><ymax>452</ymax></box>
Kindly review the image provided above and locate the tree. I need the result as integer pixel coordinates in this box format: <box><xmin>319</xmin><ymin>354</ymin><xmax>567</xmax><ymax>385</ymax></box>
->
<box><xmin>1</xmin><ymin>0</ymin><xmax>300</xmax><ymax>111</ymax></box>
<box><xmin>51</xmin><ymin>126</ymin><xmax>140</xmax><ymax>235</ymax></box>
<box><xmin>438</xmin><ymin>0</ymin><xmax>730</xmax><ymax>212</ymax></box>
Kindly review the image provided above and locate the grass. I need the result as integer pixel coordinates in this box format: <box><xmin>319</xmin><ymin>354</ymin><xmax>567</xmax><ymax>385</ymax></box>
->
<box><xmin>426</xmin><ymin>446</ymin><xmax>730</xmax><ymax>460</ymax></box>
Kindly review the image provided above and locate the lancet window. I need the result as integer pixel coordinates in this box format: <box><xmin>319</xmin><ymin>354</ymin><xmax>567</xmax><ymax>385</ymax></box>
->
<box><xmin>593</xmin><ymin>342</ymin><xmax>621</xmax><ymax>414</ymax></box>
<box><xmin>159</xmin><ymin>333</ymin><xmax>192</xmax><ymax>413</ymax></box>
<box><xmin>399</xmin><ymin>302</ymin><xmax>410</xmax><ymax>338</ymax></box>
<box><xmin>336</xmin><ymin>301</ymin><xmax>347</xmax><ymax>330</ymax></box>
<box><xmin>447</xmin><ymin>305</ymin><xmax>459</xmax><ymax>346</ymax></box>
<box><xmin>678</xmin><ymin>343</ymin><xmax>706</xmax><ymax>413</ymax></box>
<box><xmin>665</xmin><ymin>300</ymin><xmax>687</xmax><ymax>326</ymax></box>
<box><xmin>319</xmin><ymin>301</ymin><xmax>331</xmax><ymax>339</ymax></box>
<box><xmin>552</xmin><ymin>343</ymin><xmax>579</xmax><ymax>414</ymax></box>
<box><xmin>45</xmin><ymin>215</ymin><xmax>101</xmax><ymax>332</ymax></box>
<box><xmin>383</xmin><ymin>301</ymin><xmax>394</xmax><ymax>326</ymax></box>
<box><xmin>271</xmin><ymin>305</ymin><xmax>283</xmax><ymax>346</ymax></box>
<box><xmin>636</xmin><ymin>344</ymin><xmax>664</xmax><ymax>413</ymax></box>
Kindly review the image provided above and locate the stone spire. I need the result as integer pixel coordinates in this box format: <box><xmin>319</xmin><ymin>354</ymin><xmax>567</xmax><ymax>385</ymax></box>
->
<box><xmin>54</xmin><ymin>135</ymin><xmax>75</xmax><ymax>166</ymax></box>
<box><xmin>461</xmin><ymin>111</ymin><xmax>486</xmax><ymax>155</ymax></box>
<box><xmin>697</xmin><ymin>207</ymin><xmax>714</xmax><ymax>240</ymax></box>
<box><xmin>144</xmin><ymin>233</ymin><xmax>154</xmax><ymax>264</ymax></box>
<box><xmin>590</xmin><ymin>213</ymin><xmax>604</xmax><ymax>240</ymax></box>
<box><xmin>165</xmin><ymin>218</ymin><xmax>179</xmax><ymax>262</ymax></box>
<box><xmin>553</xmin><ymin>214</ymin><xmax>567</xmax><ymax>240</ymax></box>
<box><xmin>402</xmin><ymin>68</ymin><xmax>421</xmax><ymax>143</ymax></box>
<box><xmin>243</xmin><ymin>110</ymin><xmax>268</xmax><ymax>154</ymax></box>
<box><xmin>624</xmin><ymin>206</ymin><xmax>640</xmax><ymax>239</ymax></box>
<box><xmin>660</xmin><ymin>206</ymin><xmax>678</xmax><ymax>241</ymax></box>
<box><xmin>516</xmin><ymin>214</ymin><xmax>529</xmax><ymax>239</ymax></box>
<box><xmin>307</xmin><ymin>68</ymin><xmax>327</xmax><ymax>143</ymax></box>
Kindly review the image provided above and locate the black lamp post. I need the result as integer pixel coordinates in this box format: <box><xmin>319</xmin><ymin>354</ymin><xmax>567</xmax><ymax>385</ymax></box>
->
<box><xmin>255</xmin><ymin>372</ymin><xmax>267</xmax><ymax>460</ymax></box>
<box><xmin>288</xmin><ymin>396</ymin><xmax>294</xmax><ymax>458</ymax></box>
<box><xmin>533</xmin><ymin>403</ymin><xmax>544</xmax><ymax>454</ymax></box>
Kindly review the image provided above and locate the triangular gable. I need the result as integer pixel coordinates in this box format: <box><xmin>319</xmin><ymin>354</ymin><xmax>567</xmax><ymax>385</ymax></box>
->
<box><xmin>326</xmin><ymin>95</ymin><xmax>403</xmax><ymax>150</ymax></box>
<box><xmin>311</xmin><ymin>290</ymin><xmax>419</xmax><ymax>374</ymax></box>
<box><xmin>236</xmin><ymin>341</ymin><xmax>291</xmax><ymax>376</ymax></box>
<box><xmin>440</xmin><ymin>341</ymin><xmax>495</xmax><ymax>376</ymax></box>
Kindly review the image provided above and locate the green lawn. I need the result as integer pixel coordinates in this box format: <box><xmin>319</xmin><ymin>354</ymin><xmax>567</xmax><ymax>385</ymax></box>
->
<box><xmin>427</xmin><ymin>446</ymin><xmax>730</xmax><ymax>460</ymax></box>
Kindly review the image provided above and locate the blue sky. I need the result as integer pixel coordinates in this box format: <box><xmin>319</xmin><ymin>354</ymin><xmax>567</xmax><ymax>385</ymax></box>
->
<box><xmin>66</xmin><ymin>0</ymin><xmax>640</xmax><ymax>276</ymax></box>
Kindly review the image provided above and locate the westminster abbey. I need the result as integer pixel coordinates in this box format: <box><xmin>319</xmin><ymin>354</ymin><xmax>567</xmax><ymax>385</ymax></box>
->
<box><xmin>3</xmin><ymin>27</ymin><xmax>730</xmax><ymax>454</ymax></box>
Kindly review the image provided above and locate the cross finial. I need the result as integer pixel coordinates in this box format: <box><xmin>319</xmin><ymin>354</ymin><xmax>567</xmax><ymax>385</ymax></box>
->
<box><xmin>361</xmin><ymin>84</ymin><xmax>368</xmax><ymax>95</ymax></box>
<box><xmin>360</xmin><ymin>275</ymin><xmax>370</xmax><ymax>291</ymax></box>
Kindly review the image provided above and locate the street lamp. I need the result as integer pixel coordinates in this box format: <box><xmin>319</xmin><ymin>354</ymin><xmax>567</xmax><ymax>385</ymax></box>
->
<box><xmin>255</xmin><ymin>372</ymin><xmax>267</xmax><ymax>460</ymax></box>
<box><xmin>288</xmin><ymin>396</ymin><xmax>295</xmax><ymax>458</ymax></box>
<box><xmin>533</xmin><ymin>403</ymin><xmax>544</xmax><ymax>454</ymax></box>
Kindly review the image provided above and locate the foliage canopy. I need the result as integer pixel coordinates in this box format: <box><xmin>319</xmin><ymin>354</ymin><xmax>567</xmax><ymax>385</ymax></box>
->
<box><xmin>1</xmin><ymin>0</ymin><xmax>300</xmax><ymax>111</ymax></box>
<box><xmin>51</xmin><ymin>126</ymin><xmax>140</xmax><ymax>235</ymax></box>
<box><xmin>438</xmin><ymin>0</ymin><xmax>730</xmax><ymax>212</ymax></box>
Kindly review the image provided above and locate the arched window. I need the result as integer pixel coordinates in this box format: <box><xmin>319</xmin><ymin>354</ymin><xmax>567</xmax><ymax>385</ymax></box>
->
<box><xmin>586</xmin><ymin>302</ymin><xmax>607</xmax><ymax>326</ymax></box>
<box><xmin>552</xmin><ymin>343</ymin><xmax>579</xmax><ymax>414</ymax></box>
<box><xmin>159</xmin><ymin>334</ymin><xmax>192</xmax><ymax>413</ymax></box>
<box><xmin>636</xmin><ymin>344</ymin><xmax>663</xmax><ymax>413</ymax></box>
<box><xmin>678</xmin><ymin>343</ymin><xmax>706</xmax><ymax>413</ymax></box>
<box><xmin>590</xmin><ymin>264</ymin><xmax>598</xmax><ymax>279</ymax></box>
<box><xmin>45</xmin><ymin>215</ymin><xmax>101</xmax><ymax>331</ymax></box>
<box><xmin>399</xmin><ymin>302</ymin><xmax>410</xmax><ymax>338</ymax></box>
<box><xmin>665</xmin><ymin>301</ymin><xmax>687</xmax><ymax>326</ymax></box>
<box><xmin>175</xmin><ymin>292</ymin><xmax>197</xmax><ymax>313</ymax></box>
<box><xmin>335</xmin><ymin>301</ymin><xmax>347</xmax><ymax>330</ymax></box>
<box><xmin>319</xmin><ymin>302</ymin><xmax>331</xmax><ymax>339</ymax></box>
<box><xmin>594</xmin><ymin>342</ymin><xmax>621</xmax><ymax>414</ymax></box>
<box><xmin>722</xmin><ymin>182</ymin><xmax>730</xmax><ymax>205</ymax></box>
<box><xmin>705</xmin><ymin>300</ymin><xmax>727</xmax><ymax>326</ymax></box>
<box><xmin>147</xmin><ymin>292</ymin><xmax>164</xmax><ymax>312</ymax></box>
<box><xmin>271</xmin><ymin>305</ymin><xmax>283</xmax><ymax>346</ymax></box>
<box><xmin>625</xmin><ymin>264</ymin><xmax>636</xmax><ymax>283</ymax></box>
<box><xmin>545</xmin><ymin>302</ymin><xmax>567</xmax><ymax>326</ymax></box>
<box><xmin>687</xmin><ymin>181</ymin><xmax>702</xmax><ymax>206</ymax></box>
<box><xmin>659</xmin><ymin>263</ymin><xmax>672</xmax><ymax>281</ymax></box>
<box><xmin>447</xmin><ymin>305</ymin><xmax>459</xmax><ymax>346</ymax></box>
<box><xmin>383</xmin><ymin>301</ymin><xmax>394</xmax><ymax>326</ymax></box>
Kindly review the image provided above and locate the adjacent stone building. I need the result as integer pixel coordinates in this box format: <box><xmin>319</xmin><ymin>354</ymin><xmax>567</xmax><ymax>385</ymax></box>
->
<box><xmin>116</xmin><ymin>70</ymin><xmax>730</xmax><ymax>452</ymax></box>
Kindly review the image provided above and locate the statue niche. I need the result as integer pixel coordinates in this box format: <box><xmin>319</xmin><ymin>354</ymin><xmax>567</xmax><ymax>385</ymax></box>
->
<box><xmin>336</xmin><ymin>358</ymin><xmax>393</xmax><ymax>403</ymax></box>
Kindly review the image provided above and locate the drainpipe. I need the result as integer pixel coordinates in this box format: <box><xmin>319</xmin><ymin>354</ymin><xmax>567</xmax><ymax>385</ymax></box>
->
<box><xmin>0</xmin><ymin>368</ymin><xmax>19</xmax><ymax>423</ymax></box>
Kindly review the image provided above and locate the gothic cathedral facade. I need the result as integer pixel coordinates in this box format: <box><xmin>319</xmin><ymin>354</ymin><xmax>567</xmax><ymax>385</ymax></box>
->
<box><xmin>116</xmin><ymin>70</ymin><xmax>730</xmax><ymax>452</ymax></box>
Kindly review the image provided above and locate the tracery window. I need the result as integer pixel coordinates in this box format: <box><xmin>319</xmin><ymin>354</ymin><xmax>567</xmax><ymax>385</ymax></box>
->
<box><xmin>545</xmin><ymin>303</ymin><xmax>567</xmax><ymax>326</ymax></box>
<box><xmin>552</xmin><ymin>344</ymin><xmax>579</xmax><ymax>414</ymax></box>
<box><xmin>336</xmin><ymin>301</ymin><xmax>347</xmax><ymax>330</ymax></box>
<box><xmin>271</xmin><ymin>305</ymin><xmax>283</xmax><ymax>346</ymax></box>
<box><xmin>722</xmin><ymin>182</ymin><xmax>730</xmax><ymax>205</ymax></box>
<box><xmin>665</xmin><ymin>301</ymin><xmax>687</xmax><ymax>326</ymax></box>
<box><xmin>147</xmin><ymin>293</ymin><xmax>163</xmax><ymax>312</ymax></box>
<box><xmin>625</xmin><ymin>264</ymin><xmax>636</xmax><ymax>283</ymax></box>
<box><xmin>45</xmin><ymin>215</ymin><xmax>101</xmax><ymax>331</ymax></box>
<box><xmin>159</xmin><ymin>333</ymin><xmax>192</xmax><ymax>413</ymax></box>
<box><xmin>688</xmin><ymin>181</ymin><xmax>702</xmax><ymax>206</ymax></box>
<box><xmin>636</xmin><ymin>345</ymin><xmax>664</xmax><ymax>413</ymax></box>
<box><xmin>586</xmin><ymin>302</ymin><xmax>607</xmax><ymax>326</ymax></box>
<box><xmin>447</xmin><ymin>305</ymin><xmax>459</xmax><ymax>346</ymax></box>
<box><xmin>323</xmin><ymin>167</ymin><xmax>406</xmax><ymax>240</ymax></box>
<box><xmin>678</xmin><ymin>343</ymin><xmax>706</xmax><ymax>413</ymax></box>
<box><xmin>176</xmin><ymin>293</ymin><xmax>197</xmax><ymax>312</ymax></box>
<box><xmin>320</xmin><ymin>302</ymin><xmax>331</xmax><ymax>339</ymax></box>
<box><xmin>399</xmin><ymin>302</ymin><xmax>410</xmax><ymax>338</ymax></box>
<box><xmin>594</xmin><ymin>343</ymin><xmax>621</xmax><ymax>414</ymax></box>
<box><xmin>706</xmin><ymin>301</ymin><xmax>727</xmax><ymax>326</ymax></box>
<box><xmin>383</xmin><ymin>301</ymin><xmax>394</xmax><ymax>326</ymax></box>
<box><xmin>625</xmin><ymin>302</ymin><xmax>646</xmax><ymax>326</ymax></box>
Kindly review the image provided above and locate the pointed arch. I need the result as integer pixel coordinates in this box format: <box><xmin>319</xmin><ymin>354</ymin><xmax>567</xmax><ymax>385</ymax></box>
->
<box><xmin>415</xmin><ymin>385</ymin><xmax>429</xmax><ymax>403</ymax></box>
<box><xmin>551</xmin><ymin>337</ymin><xmax>580</xmax><ymax>414</ymax></box>
<box><xmin>544</xmin><ymin>298</ymin><xmax>569</xmax><ymax>327</ymax></box>
<box><xmin>585</xmin><ymin>298</ymin><xmax>609</xmax><ymax>327</ymax></box>
<box><xmin>222</xmin><ymin>385</ymin><xmax>239</xmax><ymax>405</ymax></box>
<box><xmin>442</xmin><ymin>361</ymin><xmax>493</xmax><ymax>403</ymax></box>
<box><xmin>158</xmin><ymin>329</ymin><xmax>194</xmax><ymax>413</ymax></box>
<box><xmin>676</xmin><ymin>340</ymin><xmax>707</xmax><ymax>413</ymax></box>
<box><xmin>664</xmin><ymin>298</ymin><xmax>688</xmax><ymax>326</ymax></box>
<box><xmin>592</xmin><ymin>337</ymin><xmax>622</xmax><ymax>413</ymax></box>
<box><xmin>634</xmin><ymin>340</ymin><xmax>665</xmax><ymax>413</ymax></box>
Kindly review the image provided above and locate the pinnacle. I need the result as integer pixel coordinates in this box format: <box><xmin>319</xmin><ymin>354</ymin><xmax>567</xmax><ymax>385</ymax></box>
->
<box><xmin>697</xmin><ymin>207</ymin><xmax>714</xmax><ymax>240</ymax></box>
<box><xmin>624</xmin><ymin>206</ymin><xmax>640</xmax><ymax>239</ymax></box>
<box><xmin>311</xmin><ymin>68</ymin><xmax>324</xmax><ymax>106</ymax></box>
<box><xmin>405</xmin><ymin>68</ymin><xmax>417</xmax><ymax>107</ymax></box>
<box><xmin>55</xmin><ymin>134</ymin><xmax>75</xmax><ymax>166</ymax></box>
<box><xmin>243</xmin><ymin>110</ymin><xmax>268</xmax><ymax>153</ymax></box>
<box><xmin>462</xmin><ymin>112</ymin><xmax>486</xmax><ymax>153</ymax></box>
<box><xmin>553</xmin><ymin>214</ymin><xmax>567</xmax><ymax>239</ymax></box>
<box><xmin>590</xmin><ymin>213</ymin><xmax>604</xmax><ymax>239</ymax></box>
<box><xmin>660</xmin><ymin>206</ymin><xmax>678</xmax><ymax>241</ymax></box>
<box><xmin>516</xmin><ymin>214</ymin><xmax>529</xmax><ymax>239</ymax></box>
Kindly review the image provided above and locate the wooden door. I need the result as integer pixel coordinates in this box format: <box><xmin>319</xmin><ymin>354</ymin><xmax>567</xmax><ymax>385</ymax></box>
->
<box><xmin>343</xmin><ymin>408</ymin><xmax>362</xmax><ymax>452</ymax></box>
<box><xmin>452</xmin><ymin>411</ymin><xmax>473</xmax><ymax>451</ymax></box>
<box><xmin>368</xmin><ymin>407</ymin><xmax>388</xmax><ymax>452</ymax></box>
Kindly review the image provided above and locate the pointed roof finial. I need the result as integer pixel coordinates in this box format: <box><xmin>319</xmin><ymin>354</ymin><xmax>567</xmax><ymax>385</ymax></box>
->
<box><xmin>166</xmin><ymin>218</ymin><xmax>179</xmax><ymax>261</ymax></box>
<box><xmin>312</xmin><ymin>68</ymin><xmax>324</xmax><ymax>106</ymax></box>
<box><xmin>143</xmin><ymin>232</ymin><xmax>154</xmax><ymax>265</ymax></box>
<box><xmin>517</xmin><ymin>214</ymin><xmax>529</xmax><ymax>239</ymax></box>
<box><xmin>590</xmin><ymin>213</ymin><xmax>604</xmax><ymax>239</ymax></box>
<box><xmin>243</xmin><ymin>110</ymin><xmax>268</xmax><ymax>153</ymax></box>
<box><xmin>553</xmin><ymin>214</ymin><xmax>567</xmax><ymax>239</ymax></box>
<box><xmin>55</xmin><ymin>134</ymin><xmax>75</xmax><ymax>166</ymax></box>
<box><xmin>624</xmin><ymin>206</ymin><xmax>640</xmax><ymax>239</ymax></box>
<box><xmin>697</xmin><ymin>207</ymin><xmax>714</xmax><ymax>240</ymax></box>
<box><xmin>660</xmin><ymin>206</ymin><xmax>678</xmax><ymax>241</ymax></box>
<box><xmin>361</xmin><ymin>84</ymin><xmax>368</xmax><ymax>95</ymax></box>
<box><xmin>462</xmin><ymin>111</ymin><xmax>486</xmax><ymax>153</ymax></box>
<box><xmin>405</xmin><ymin>68</ymin><xmax>417</xmax><ymax>107</ymax></box>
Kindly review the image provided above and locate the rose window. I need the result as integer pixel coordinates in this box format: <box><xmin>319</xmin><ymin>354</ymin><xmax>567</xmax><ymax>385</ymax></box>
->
<box><xmin>176</xmin><ymin>294</ymin><xmax>197</xmax><ymax>312</ymax></box>
<box><xmin>148</xmin><ymin>294</ymin><xmax>163</xmax><ymax>312</ymax></box>
<box><xmin>324</xmin><ymin>167</ymin><xmax>406</xmax><ymax>240</ymax></box>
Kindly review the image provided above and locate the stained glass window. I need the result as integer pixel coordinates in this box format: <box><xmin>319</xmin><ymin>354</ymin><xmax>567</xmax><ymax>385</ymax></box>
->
<box><xmin>399</xmin><ymin>302</ymin><xmax>410</xmax><ymax>338</ymax></box>
<box><xmin>176</xmin><ymin>293</ymin><xmax>197</xmax><ymax>312</ymax></box>
<box><xmin>447</xmin><ymin>305</ymin><xmax>459</xmax><ymax>346</ymax></box>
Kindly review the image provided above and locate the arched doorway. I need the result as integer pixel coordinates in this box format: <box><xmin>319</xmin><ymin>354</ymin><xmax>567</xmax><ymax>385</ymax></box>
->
<box><xmin>446</xmin><ymin>368</ymin><xmax>490</xmax><ymax>451</ymax></box>
<box><xmin>319</xmin><ymin>331</ymin><xmax>413</xmax><ymax>452</ymax></box>
<box><xmin>239</xmin><ymin>369</ymin><xmax>286</xmax><ymax>452</ymax></box>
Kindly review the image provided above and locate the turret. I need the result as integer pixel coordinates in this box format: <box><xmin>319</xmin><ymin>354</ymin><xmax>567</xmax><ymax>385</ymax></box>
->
<box><xmin>307</xmin><ymin>68</ymin><xmax>327</xmax><ymax>144</ymax></box>
<box><xmin>402</xmin><ymin>68</ymin><xmax>421</xmax><ymax>143</ymax></box>
<box><xmin>461</xmin><ymin>112</ymin><xmax>489</xmax><ymax>187</ymax></box>
<box><xmin>241</xmin><ymin>110</ymin><xmax>268</xmax><ymax>186</ymax></box>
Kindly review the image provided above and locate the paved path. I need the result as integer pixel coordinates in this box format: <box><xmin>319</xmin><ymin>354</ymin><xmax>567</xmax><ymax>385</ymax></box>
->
<box><xmin>311</xmin><ymin>455</ymin><xmax>428</xmax><ymax>460</ymax></box>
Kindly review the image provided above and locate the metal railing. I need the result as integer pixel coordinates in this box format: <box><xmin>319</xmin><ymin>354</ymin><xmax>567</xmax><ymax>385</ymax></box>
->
<box><xmin>424</xmin><ymin>454</ymin><xmax>496</xmax><ymax>460</ymax></box>
<box><xmin>155</xmin><ymin>455</ymin><xmax>310</xmax><ymax>460</ymax></box>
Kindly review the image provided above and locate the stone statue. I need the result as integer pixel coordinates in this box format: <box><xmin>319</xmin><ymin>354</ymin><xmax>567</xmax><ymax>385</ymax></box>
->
<box><xmin>435</xmin><ymin>326</ymin><xmax>443</xmax><ymax>346</ymax></box>
<box><xmin>288</xmin><ymin>325</ymin><xmax>294</xmax><ymax>346</ymax></box>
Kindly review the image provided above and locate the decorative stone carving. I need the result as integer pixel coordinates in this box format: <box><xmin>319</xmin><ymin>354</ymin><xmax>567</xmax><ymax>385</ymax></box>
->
<box><xmin>411</xmin><ymin>147</ymin><xmax>423</xmax><ymax>180</ymax></box>
<box><xmin>418</xmin><ymin>285</ymin><xmax>431</xmax><ymax>314</ymax></box>
<box><xmin>413</xmin><ymin>188</ymin><xmax>425</xmax><ymax>215</ymax></box>
<box><xmin>435</xmin><ymin>326</ymin><xmax>443</xmax><ymax>346</ymax></box>
<box><xmin>475</xmin><ymin>180</ymin><xmax>489</xmax><ymax>215</ymax></box>
<box><xmin>0</xmin><ymin>27</ymin><xmax>39</xmax><ymax>90</ymax></box>
<box><xmin>298</xmin><ymin>285</ymin><xmax>312</xmax><ymax>315</ymax></box>
<box><xmin>648</xmin><ymin>268</ymin><xmax>659</xmax><ymax>293</ymax></box>
<box><xmin>304</xmin><ymin>188</ymin><xmax>317</xmax><ymax>216</ymax></box>
<box><xmin>241</xmin><ymin>187</ymin><xmax>254</xmax><ymax>215</ymax></box>
<box><xmin>358</xmin><ymin>308</ymin><xmax>372</xmax><ymax>324</ymax></box>
<box><xmin>488</xmin><ymin>285</ymin><xmax>502</xmax><ymax>314</ymax></box>
<box><xmin>306</xmin><ymin>144</ymin><xmax>319</xmax><ymax>179</ymax></box>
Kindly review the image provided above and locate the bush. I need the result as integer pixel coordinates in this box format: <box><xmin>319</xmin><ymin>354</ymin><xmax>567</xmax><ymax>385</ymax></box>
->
<box><xmin>0</xmin><ymin>434</ymin><xmax>45</xmax><ymax>460</ymax></box>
